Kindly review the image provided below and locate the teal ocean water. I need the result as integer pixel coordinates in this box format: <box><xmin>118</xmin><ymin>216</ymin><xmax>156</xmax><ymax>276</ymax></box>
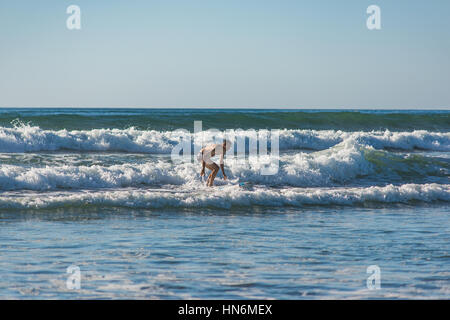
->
<box><xmin>0</xmin><ymin>108</ymin><xmax>448</xmax><ymax>299</ymax></box>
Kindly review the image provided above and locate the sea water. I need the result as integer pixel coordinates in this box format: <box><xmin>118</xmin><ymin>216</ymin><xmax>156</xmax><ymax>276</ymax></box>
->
<box><xmin>0</xmin><ymin>108</ymin><xmax>448</xmax><ymax>299</ymax></box>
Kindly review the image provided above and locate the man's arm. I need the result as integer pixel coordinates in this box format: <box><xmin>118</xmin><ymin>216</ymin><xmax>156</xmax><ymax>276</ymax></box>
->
<box><xmin>219</xmin><ymin>153</ymin><xmax>227</xmax><ymax>180</ymax></box>
<box><xmin>200</xmin><ymin>160</ymin><xmax>206</xmax><ymax>176</ymax></box>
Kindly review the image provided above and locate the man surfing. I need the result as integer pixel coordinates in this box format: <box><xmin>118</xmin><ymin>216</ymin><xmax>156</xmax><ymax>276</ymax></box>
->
<box><xmin>198</xmin><ymin>139</ymin><xmax>232</xmax><ymax>187</ymax></box>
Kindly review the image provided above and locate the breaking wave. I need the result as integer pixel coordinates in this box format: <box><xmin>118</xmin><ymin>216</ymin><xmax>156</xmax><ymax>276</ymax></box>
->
<box><xmin>0</xmin><ymin>141</ymin><xmax>447</xmax><ymax>191</ymax></box>
<box><xmin>0</xmin><ymin>123</ymin><xmax>449</xmax><ymax>153</ymax></box>
<box><xmin>0</xmin><ymin>184</ymin><xmax>448</xmax><ymax>210</ymax></box>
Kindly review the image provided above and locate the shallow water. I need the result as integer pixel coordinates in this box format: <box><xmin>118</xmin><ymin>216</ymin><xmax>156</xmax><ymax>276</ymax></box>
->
<box><xmin>0</xmin><ymin>205</ymin><xmax>448</xmax><ymax>299</ymax></box>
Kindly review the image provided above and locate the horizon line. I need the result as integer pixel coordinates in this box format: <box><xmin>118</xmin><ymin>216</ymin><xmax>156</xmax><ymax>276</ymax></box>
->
<box><xmin>0</xmin><ymin>106</ymin><xmax>449</xmax><ymax>110</ymax></box>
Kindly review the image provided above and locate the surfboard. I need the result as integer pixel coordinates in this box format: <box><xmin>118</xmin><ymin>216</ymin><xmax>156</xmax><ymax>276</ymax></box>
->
<box><xmin>238</xmin><ymin>182</ymin><xmax>254</xmax><ymax>190</ymax></box>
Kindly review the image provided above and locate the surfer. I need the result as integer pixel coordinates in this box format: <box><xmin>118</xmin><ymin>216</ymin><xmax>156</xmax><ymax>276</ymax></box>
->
<box><xmin>198</xmin><ymin>139</ymin><xmax>232</xmax><ymax>187</ymax></box>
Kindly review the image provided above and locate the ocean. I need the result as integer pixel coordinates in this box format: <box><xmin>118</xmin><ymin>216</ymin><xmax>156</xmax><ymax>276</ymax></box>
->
<box><xmin>0</xmin><ymin>108</ymin><xmax>448</xmax><ymax>299</ymax></box>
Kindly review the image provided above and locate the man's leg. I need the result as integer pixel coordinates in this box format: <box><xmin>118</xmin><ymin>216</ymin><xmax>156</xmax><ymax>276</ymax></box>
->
<box><xmin>205</xmin><ymin>163</ymin><xmax>219</xmax><ymax>187</ymax></box>
<box><xmin>205</xmin><ymin>163</ymin><xmax>214</xmax><ymax>185</ymax></box>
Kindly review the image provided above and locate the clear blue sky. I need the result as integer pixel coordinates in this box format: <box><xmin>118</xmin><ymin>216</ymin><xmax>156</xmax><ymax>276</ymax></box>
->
<box><xmin>0</xmin><ymin>0</ymin><xmax>449</xmax><ymax>108</ymax></box>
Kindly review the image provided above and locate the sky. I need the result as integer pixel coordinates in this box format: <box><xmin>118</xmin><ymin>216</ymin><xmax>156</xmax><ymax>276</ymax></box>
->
<box><xmin>0</xmin><ymin>0</ymin><xmax>449</xmax><ymax>109</ymax></box>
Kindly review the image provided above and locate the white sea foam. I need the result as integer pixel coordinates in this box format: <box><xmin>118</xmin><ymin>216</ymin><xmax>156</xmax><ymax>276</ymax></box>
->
<box><xmin>0</xmin><ymin>124</ymin><xmax>448</xmax><ymax>153</ymax></box>
<box><xmin>0</xmin><ymin>139</ymin><xmax>447</xmax><ymax>191</ymax></box>
<box><xmin>0</xmin><ymin>183</ymin><xmax>448</xmax><ymax>209</ymax></box>
<box><xmin>0</xmin><ymin>141</ymin><xmax>379</xmax><ymax>190</ymax></box>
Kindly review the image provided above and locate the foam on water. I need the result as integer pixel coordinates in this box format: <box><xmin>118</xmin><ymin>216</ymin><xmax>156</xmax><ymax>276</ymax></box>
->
<box><xmin>0</xmin><ymin>123</ymin><xmax>449</xmax><ymax>153</ymax></box>
<box><xmin>0</xmin><ymin>140</ymin><xmax>447</xmax><ymax>191</ymax></box>
<box><xmin>1</xmin><ymin>183</ymin><xmax>448</xmax><ymax>210</ymax></box>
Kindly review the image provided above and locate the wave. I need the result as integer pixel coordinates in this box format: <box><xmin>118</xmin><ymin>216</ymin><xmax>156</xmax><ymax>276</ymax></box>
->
<box><xmin>0</xmin><ymin>142</ymin><xmax>447</xmax><ymax>191</ymax></box>
<box><xmin>0</xmin><ymin>184</ymin><xmax>448</xmax><ymax>210</ymax></box>
<box><xmin>0</xmin><ymin>123</ymin><xmax>449</xmax><ymax>153</ymax></box>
